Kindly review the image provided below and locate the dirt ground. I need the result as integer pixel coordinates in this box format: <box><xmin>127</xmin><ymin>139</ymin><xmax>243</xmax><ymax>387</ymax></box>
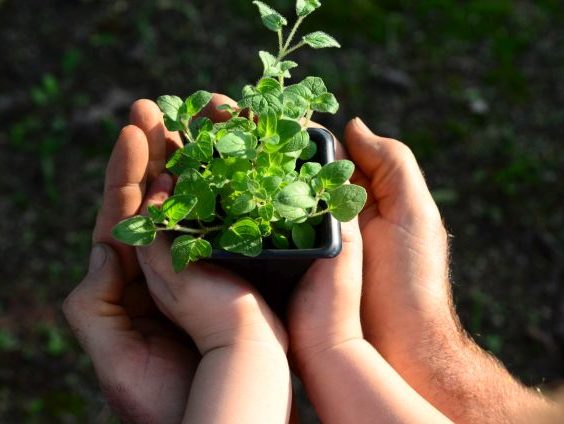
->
<box><xmin>0</xmin><ymin>0</ymin><xmax>563</xmax><ymax>421</ymax></box>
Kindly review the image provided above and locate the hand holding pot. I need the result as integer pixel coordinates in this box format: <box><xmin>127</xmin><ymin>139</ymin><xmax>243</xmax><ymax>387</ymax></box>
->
<box><xmin>64</xmin><ymin>100</ymin><xmax>201</xmax><ymax>423</ymax></box>
<box><xmin>346</xmin><ymin>119</ymin><xmax>549</xmax><ymax>422</ymax></box>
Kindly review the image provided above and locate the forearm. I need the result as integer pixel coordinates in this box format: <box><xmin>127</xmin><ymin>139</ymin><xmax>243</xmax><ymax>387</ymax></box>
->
<box><xmin>183</xmin><ymin>342</ymin><xmax>291</xmax><ymax>424</ymax></box>
<box><xmin>298</xmin><ymin>339</ymin><xmax>451</xmax><ymax>424</ymax></box>
<box><xmin>403</xmin><ymin>323</ymin><xmax>555</xmax><ymax>423</ymax></box>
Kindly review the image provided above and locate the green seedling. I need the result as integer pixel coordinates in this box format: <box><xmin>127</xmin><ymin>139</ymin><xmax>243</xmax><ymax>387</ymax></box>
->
<box><xmin>113</xmin><ymin>0</ymin><xmax>367</xmax><ymax>271</ymax></box>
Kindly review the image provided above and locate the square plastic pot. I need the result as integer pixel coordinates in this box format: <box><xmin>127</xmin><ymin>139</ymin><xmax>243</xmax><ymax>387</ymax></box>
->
<box><xmin>209</xmin><ymin>127</ymin><xmax>343</xmax><ymax>317</ymax></box>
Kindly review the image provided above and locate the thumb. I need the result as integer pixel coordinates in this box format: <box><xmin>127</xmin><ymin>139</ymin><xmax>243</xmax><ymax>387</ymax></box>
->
<box><xmin>345</xmin><ymin>118</ymin><xmax>440</xmax><ymax>227</ymax></box>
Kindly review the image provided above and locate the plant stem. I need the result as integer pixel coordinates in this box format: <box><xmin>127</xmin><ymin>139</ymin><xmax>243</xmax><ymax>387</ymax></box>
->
<box><xmin>158</xmin><ymin>224</ymin><xmax>225</xmax><ymax>235</ymax></box>
<box><xmin>277</xmin><ymin>30</ymin><xmax>284</xmax><ymax>54</ymax></box>
<box><xmin>282</xmin><ymin>16</ymin><xmax>304</xmax><ymax>55</ymax></box>
<box><xmin>304</xmin><ymin>109</ymin><xmax>314</xmax><ymax>127</ymax></box>
<box><xmin>281</xmin><ymin>41</ymin><xmax>306</xmax><ymax>59</ymax></box>
<box><xmin>308</xmin><ymin>209</ymin><xmax>330</xmax><ymax>218</ymax></box>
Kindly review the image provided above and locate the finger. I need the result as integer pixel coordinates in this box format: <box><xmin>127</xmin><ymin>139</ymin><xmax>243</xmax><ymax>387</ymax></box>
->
<box><xmin>291</xmin><ymin>218</ymin><xmax>364</xmax><ymax>347</ymax></box>
<box><xmin>63</xmin><ymin>244</ymin><xmax>129</xmax><ymax>359</ymax></box>
<box><xmin>200</xmin><ymin>93</ymin><xmax>238</xmax><ymax>123</ymax></box>
<box><xmin>345</xmin><ymin>118</ymin><xmax>441</xmax><ymax>228</ymax></box>
<box><xmin>140</xmin><ymin>172</ymin><xmax>174</xmax><ymax>214</ymax></box>
<box><xmin>130</xmin><ymin>99</ymin><xmax>182</xmax><ymax>180</ymax></box>
<box><xmin>93</xmin><ymin>125</ymin><xmax>149</xmax><ymax>281</ymax></box>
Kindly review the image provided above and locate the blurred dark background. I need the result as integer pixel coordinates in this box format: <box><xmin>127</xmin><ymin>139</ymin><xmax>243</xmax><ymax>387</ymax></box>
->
<box><xmin>1</xmin><ymin>0</ymin><xmax>563</xmax><ymax>421</ymax></box>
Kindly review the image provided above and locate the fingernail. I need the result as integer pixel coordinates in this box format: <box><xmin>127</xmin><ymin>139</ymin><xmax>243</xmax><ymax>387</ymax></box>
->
<box><xmin>354</xmin><ymin>117</ymin><xmax>372</xmax><ymax>134</ymax></box>
<box><xmin>88</xmin><ymin>244</ymin><xmax>108</xmax><ymax>273</ymax></box>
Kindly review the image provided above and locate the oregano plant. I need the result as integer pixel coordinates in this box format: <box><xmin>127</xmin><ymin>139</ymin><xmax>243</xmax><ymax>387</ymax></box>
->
<box><xmin>112</xmin><ymin>0</ymin><xmax>367</xmax><ymax>272</ymax></box>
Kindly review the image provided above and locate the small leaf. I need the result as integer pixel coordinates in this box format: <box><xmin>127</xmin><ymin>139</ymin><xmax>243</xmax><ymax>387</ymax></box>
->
<box><xmin>190</xmin><ymin>117</ymin><xmax>214</xmax><ymax>137</ymax></box>
<box><xmin>162</xmin><ymin>194</ymin><xmax>198</xmax><ymax>227</ymax></box>
<box><xmin>157</xmin><ymin>95</ymin><xmax>183</xmax><ymax>121</ymax></box>
<box><xmin>185</xmin><ymin>132</ymin><xmax>214</xmax><ymax>162</ymax></box>
<box><xmin>171</xmin><ymin>236</ymin><xmax>212</xmax><ymax>272</ymax></box>
<box><xmin>239</xmin><ymin>86</ymin><xmax>283</xmax><ymax>116</ymax></box>
<box><xmin>292</xmin><ymin>223</ymin><xmax>316</xmax><ymax>249</ymax></box>
<box><xmin>301</xmin><ymin>76</ymin><xmax>327</xmax><ymax>97</ymax></box>
<box><xmin>166</xmin><ymin>149</ymin><xmax>200</xmax><ymax>176</ymax></box>
<box><xmin>258</xmin><ymin>219</ymin><xmax>272</xmax><ymax>237</ymax></box>
<box><xmin>216</xmin><ymin>131</ymin><xmax>257</xmax><ymax>159</ymax></box>
<box><xmin>258</xmin><ymin>203</ymin><xmax>275</xmax><ymax>221</ymax></box>
<box><xmin>276</xmin><ymin>181</ymin><xmax>317</xmax><ymax>209</ymax></box>
<box><xmin>219</xmin><ymin>218</ymin><xmax>263</xmax><ymax>257</ymax></box>
<box><xmin>277</xmin><ymin>119</ymin><xmax>302</xmax><ymax>143</ymax></box>
<box><xmin>272</xmin><ymin>232</ymin><xmax>289</xmax><ymax>249</ymax></box>
<box><xmin>175</xmin><ymin>170</ymin><xmax>216</xmax><ymax>220</ymax></box>
<box><xmin>223</xmin><ymin>191</ymin><xmax>257</xmax><ymax>216</ymax></box>
<box><xmin>148</xmin><ymin>205</ymin><xmax>166</xmax><ymax>224</ymax></box>
<box><xmin>279</xmin><ymin>130</ymin><xmax>309</xmax><ymax>153</ymax></box>
<box><xmin>299</xmin><ymin>140</ymin><xmax>318</xmax><ymax>160</ymax></box>
<box><xmin>261</xmin><ymin>175</ymin><xmax>283</xmax><ymax>195</ymax></box>
<box><xmin>316</xmin><ymin>160</ymin><xmax>355</xmax><ymax>190</ymax></box>
<box><xmin>296</xmin><ymin>0</ymin><xmax>321</xmax><ymax>17</ymax></box>
<box><xmin>303</xmin><ymin>31</ymin><xmax>341</xmax><ymax>49</ymax></box>
<box><xmin>185</xmin><ymin>90</ymin><xmax>213</xmax><ymax>117</ymax></box>
<box><xmin>299</xmin><ymin>162</ymin><xmax>322</xmax><ymax>181</ymax></box>
<box><xmin>259</xmin><ymin>51</ymin><xmax>298</xmax><ymax>79</ymax></box>
<box><xmin>311</xmin><ymin>92</ymin><xmax>339</xmax><ymax>114</ymax></box>
<box><xmin>257</xmin><ymin>78</ymin><xmax>283</xmax><ymax>95</ymax></box>
<box><xmin>253</xmin><ymin>0</ymin><xmax>288</xmax><ymax>32</ymax></box>
<box><xmin>258</xmin><ymin>111</ymin><xmax>278</xmax><ymax>138</ymax></box>
<box><xmin>327</xmin><ymin>184</ymin><xmax>367</xmax><ymax>222</ymax></box>
<box><xmin>112</xmin><ymin>216</ymin><xmax>156</xmax><ymax>246</ymax></box>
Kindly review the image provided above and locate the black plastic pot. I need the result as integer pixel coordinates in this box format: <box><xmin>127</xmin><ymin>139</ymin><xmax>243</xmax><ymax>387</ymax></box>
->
<box><xmin>210</xmin><ymin>127</ymin><xmax>343</xmax><ymax>317</ymax></box>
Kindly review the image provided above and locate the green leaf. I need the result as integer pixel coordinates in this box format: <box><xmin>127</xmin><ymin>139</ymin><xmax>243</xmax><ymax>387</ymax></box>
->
<box><xmin>258</xmin><ymin>111</ymin><xmax>278</xmax><ymax>138</ymax></box>
<box><xmin>222</xmin><ymin>191</ymin><xmax>257</xmax><ymax>216</ymax></box>
<box><xmin>279</xmin><ymin>130</ymin><xmax>310</xmax><ymax>153</ymax></box>
<box><xmin>327</xmin><ymin>184</ymin><xmax>367</xmax><ymax>222</ymax></box>
<box><xmin>185</xmin><ymin>90</ymin><xmax>213</xmax><ymax>117</ymax></box>
<box><xmin>162</xmin><ymin>194</ymin><xmax>198</xmax><ymax>227</ymax></box>
<box><xmin>316</xmin><ymin>160</ymin><xmax>355</xmax><ymax>190</ymax></box>
<box><xmin>296</xmin><ymin>0</ymin><xmax>321</xmax><ymax>17</ymax></box>
<box><xmin>272</xmin><ymin>232</ymin><xmax>290</xmax><ymax>249</ymax></box>
<box><xmin>276</xmin><ymin>181</ymin><xmax>317</xmax><ymax>209</ymax></box>
<box><xmin>278</xmin><ymin>119</ymin><xmax>302</xmax><ymax>143</ymax></box>
<box><xmin>301</xmin><ymin>76</ymin><xmax>327</xmax><ymax>97</ymax></box>
<box><xmin>148</xmin><ymin>204</ymin><xmax>166</xmax><ymax>224</ymax></box>
<box><xmin>299</xmin><ymin>140</ymin><xmax>318</xmax><ymax>160</ymax></box>
<box><xmin>311</xmin><ymin>92</ymin><xmax>339</xmax><ymax>114</ymax></box>
<box><xmin>171</xmin><ymin>236</ymin><xmax>212</xmax><ymax>272</ymax></box>
<box><xmin>299</xmin><ymin>162</ymin><xmax>322</xmax><ymax>181</ymax></box>
<box><xmin>261</xmin><ymin>175</ymin><xmax>283</xmax><ymax>195</ymax></box>
<box><xmin>258</xmin><ymin>219</ymin><xmax>272</xmax><ymax>236</ymax></box>
<box><xmin>157</xmin><ymin>95</ymin><xmax>183</xmax><ymax>121</ymax></box>
<box><xmin>273</xmin><ymin>202</ymin><xmax>309</xmax><ymax>222</ymax></box>
<box><xmin>175</xmin><ymin>170</ymin><xmax>216</xmax><ymax>220</ymax></box>
<box><xmin>303</xmin><ymin>31</ymin><xmax>341</xmax><ymax>49</ymax></box>
<box><xmin>185</xmin><ymin>132</ymin><xmax>214</xmax><ymax>162</ymax></box>
<box><xmin>258</xmin><ymin>203</ymin><xmax>275</xmax><ymax>221</ymax></box>
<box><xmin>239</xmin><ymin>86</ymin><xmax>283</xmax><ymax>116</ymax></box>
<box><xmin>257</xmin><ymin>77</ymin><xmax>283</xmax><ymax>95</ymax></box>
<box><xmin>190</xmin><ymin>117</ymin><xmax>214</xmax><ymax>137</ymax></box>
<box><xmin>259</xmin><ymin>51</ymin><xmax>298</xmax><ymax>79</ymax></box>
<box><xmin>219</xmin><ymin>218</ymin><xmax>263</xmax><ymax>257</ymax></box>
<box><xmin>218</xmin><ymin>117</ymin><xmax>257</xmax><ymax>133</ymax></box>
<box><xmin>292</xmin><ymin>223</ymin><xmax>316</xmax><ymax>249</ymax></box>
<box><xmin>253</xmin><ymin>1</ymin><xmax>288</xmax><ymax>32</ymax></box>
<box><xmin>216</xmin><ymin>131</ymin><xmax>257</xmax><ymax>159</ymax></box>
<box><xmin>112</xmin><ymin>216</ymin><xmax>156</xmax><ymax>246</ymax></box>
<box><xmin>166</xmin><ymin>149</ymin><xmax>200</xmax><ymax>176</ymax></box>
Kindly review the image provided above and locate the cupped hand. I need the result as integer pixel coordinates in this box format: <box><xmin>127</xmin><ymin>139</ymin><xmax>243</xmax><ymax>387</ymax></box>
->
<box><xmin>344</xmin><ymin>119</ymin><xmax>463</xmax><ymax>411</ymax></box>
<box><xmin>64</xmin><ymin>96</ymin><xmax>234</xmax><ymax>423</ymax></box>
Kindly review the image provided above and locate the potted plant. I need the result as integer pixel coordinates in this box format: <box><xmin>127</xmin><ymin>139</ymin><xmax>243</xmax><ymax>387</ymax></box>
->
<box><xmin>112</xmin><ymin>0</ymin><xmax>367</xmax><ymax>313</ymax></box>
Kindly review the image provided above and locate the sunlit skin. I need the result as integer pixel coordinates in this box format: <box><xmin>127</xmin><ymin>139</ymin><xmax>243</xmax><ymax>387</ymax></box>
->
<box><xmin>64</xmin><ymin>95</ymin><xmax>556</xmax><ymax>423</ymax></box>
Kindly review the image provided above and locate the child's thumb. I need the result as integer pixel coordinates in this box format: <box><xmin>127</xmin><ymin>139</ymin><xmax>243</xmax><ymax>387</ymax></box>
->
<box><xmin>79</xmin><ymin>243</ymin><xmax>125</xmax><ymax>303</ymax></box>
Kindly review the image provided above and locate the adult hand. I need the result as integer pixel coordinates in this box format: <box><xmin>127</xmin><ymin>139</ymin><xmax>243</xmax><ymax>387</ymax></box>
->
<box><xmin>345</xmin><ymin>118</ymin><xmax>548</xmax><ymax>422</ymax></box>
<box><xmin>64</xmin><ymin>97</ymin><xmax>234</xmax><ymax>423</ymax></box>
